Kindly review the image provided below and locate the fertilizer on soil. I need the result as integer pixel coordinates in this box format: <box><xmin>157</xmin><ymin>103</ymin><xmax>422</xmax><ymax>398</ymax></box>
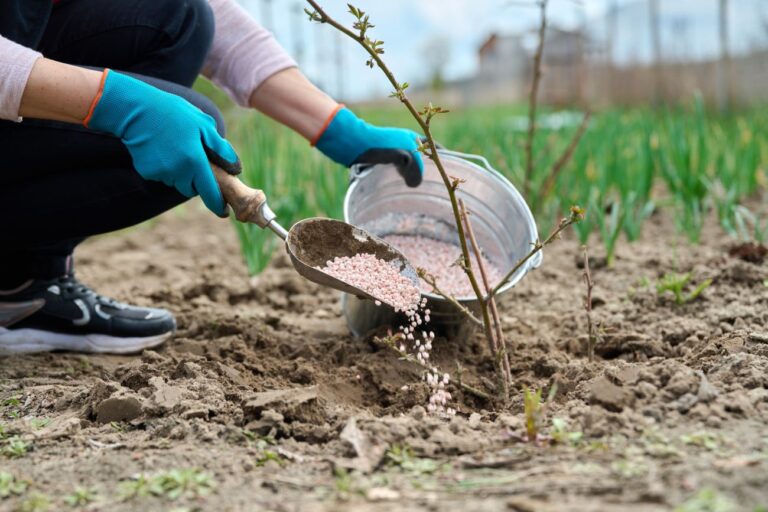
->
<box><xmin>317</xmin><ymin>251</ymin><xmax>454</xmax><ymax>416</ymax></box>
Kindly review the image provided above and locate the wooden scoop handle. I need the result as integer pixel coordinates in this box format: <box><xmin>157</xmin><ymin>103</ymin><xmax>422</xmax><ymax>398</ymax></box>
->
<box><xmin>211</xmin><ymin>164</ymin><xmax>271</xmax><ymax>227</ymax></box>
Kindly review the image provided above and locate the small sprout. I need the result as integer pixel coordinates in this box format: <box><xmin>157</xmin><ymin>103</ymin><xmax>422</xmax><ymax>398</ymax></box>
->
<box><xmin>550</xmin><ymin>417</ymin><xmax>583</xmax><ymax>446</ymax></box>
<box><xmin>28</xmin><ymin>418</ymin><xmax>50</xmax><ymax>430</ymax></box>
<box><xmin>523</xmin><ymin>385</ymin><xmax>557</xmax><ymax>443</ymax></box>
<box><xmin>656</xmin><ymin>271</ymin><xmax>713</xmax><ymax>305</ymax></box>
<box><xmin>119</xmin><ymin>469</ymin><xmax>215</xmax><ymax>501</ymax></box>
<box><xmin>612</xmin><ymin>458</ymin><xmax>649</xmax><ymax>479</ymax></box>
<box><xmin>64</xmin><ymin>487</ymin><xmax>98</xmax><ymax>507</ymax></box>
<box><xmin>0</xmin><ymin>471</ymin><xmax>28</xmax><ymax>498</ymax></box>
<box><xmin>675</xmin><ymin>488</ymin><xmax>738</xmax><ymax>512</ymax></box>
<box><xmin>385</xmin><ymin>444</ymin><xmax>441</xmax><ymax>474</ymax></box>
<box><xmin>18</xmin><ymin>492</ymin><xmax>50</xmax><ymax>512</ymax></box>
<box><xmin>303</xmin><ymin>8</ymin><xmax>322</xmax><ymax>22</ymax></box>
<box><xmin>680</xmin><ymin>431</ymin><xmax>721</xmax><ymax>451</ymax></box>
<box><xmin>2</xmin><ymin>436</ymin><xmax>30</xmax><ymax>458</ymax></box>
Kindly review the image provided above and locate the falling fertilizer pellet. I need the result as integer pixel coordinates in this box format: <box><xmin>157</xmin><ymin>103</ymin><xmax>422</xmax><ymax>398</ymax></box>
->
<box><xmin>383</xmin><ymin>234</ymin><xmax>502</xmax><ymax>297</ymax></box>
<box><xmin>318</xmin><ymin>251</ymin><xmax>455</xmax><ymax>418</ymax></box>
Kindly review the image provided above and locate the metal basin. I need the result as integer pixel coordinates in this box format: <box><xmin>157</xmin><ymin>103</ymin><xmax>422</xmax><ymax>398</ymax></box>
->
<box><xmin>341</xmin><ymin>149</ymin><xmax>541</xmax><ymax>338</ymax></box>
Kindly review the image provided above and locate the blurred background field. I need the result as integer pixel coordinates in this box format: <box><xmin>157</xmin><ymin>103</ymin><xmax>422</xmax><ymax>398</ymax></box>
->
<box><xmin>196</xmin><ymin>0</ymin><xmax>768</xmax><ymax>274</ymax></box>
<box><xmin>202</xmin><ymin>82</ymin><xmax>768</xmax><ymax>273</ymax></box>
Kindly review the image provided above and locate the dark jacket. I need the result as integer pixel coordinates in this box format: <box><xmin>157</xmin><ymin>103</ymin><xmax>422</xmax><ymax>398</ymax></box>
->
<box><xmin>0</xmin><ymin>0</ymin><xmax>52</xmax><ymax>48</ymax></box>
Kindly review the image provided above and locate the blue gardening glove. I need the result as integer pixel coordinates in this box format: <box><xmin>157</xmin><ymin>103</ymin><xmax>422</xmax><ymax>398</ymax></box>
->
<box><xmin>85</xmin><ymin>69</ymin><xmax>241</xmax><ymax>216</ymax></box>
<box><xmin>314</xmin><ymin>106</ymin><xmax>424</xmax><ymax>187</ymax></box>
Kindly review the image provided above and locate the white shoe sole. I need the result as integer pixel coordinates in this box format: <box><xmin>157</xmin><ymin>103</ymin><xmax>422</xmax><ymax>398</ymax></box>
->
<box><xmin>0</xmin><ymin>327</ymin><xmax>173</xmax><ymax>355</ymax></box>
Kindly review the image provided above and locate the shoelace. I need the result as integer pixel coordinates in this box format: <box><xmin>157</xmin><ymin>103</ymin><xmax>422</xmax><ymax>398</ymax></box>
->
<box><xmin>57</xmin><ymin>275</ymin><xmax>119</xmax><ymax>307</ymax></box>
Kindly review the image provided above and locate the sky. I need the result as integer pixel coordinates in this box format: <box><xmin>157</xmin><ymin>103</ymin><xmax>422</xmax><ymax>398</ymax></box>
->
<box><xmin>239</xmin><ymin>0</ymin><xmax>768</xmax><ymax>101</ymax></box>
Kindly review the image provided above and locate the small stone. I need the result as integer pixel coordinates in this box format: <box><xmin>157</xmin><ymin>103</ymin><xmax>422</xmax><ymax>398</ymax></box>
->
<box><xmin>589</xmin><ymin>376</ymin><xmax>632</xmax><ymax>412</ymax></box>
<box><xmin>468</xmin><ymin>412</ymin><xmax>482</xmax><ymax>429</ymax></box>
<box><xmin>734</xmin><ymin>317</ymin><xmax>748</xmax><ymax>330</ymax></box>
<box><xmin>410</xmin><ymin>406</ymin><xmax>426</xmax><ymax>420</ymax></box>
<box><xmin>697</xmin><ymin>372</ymin><xmax>719</xmax><ymax>403</ymax></box>
<box><xmin>366</xmin><ymin>487</ymin><xmax>401</xmax><ymax>501</ymax></box>
<box><xmin>676</xmin><ymin>393</ymin><xmax>699</xmax><ymax>413</ymax></box>
<box><xmin>95</xmin><ymin>395</ymin><xmax>143</xmax><ymax>424</ymax></box>
<box><xmin>261</xmin><ymin>409</ymin><xmax>284</xmax><ymax>424</ymax></box>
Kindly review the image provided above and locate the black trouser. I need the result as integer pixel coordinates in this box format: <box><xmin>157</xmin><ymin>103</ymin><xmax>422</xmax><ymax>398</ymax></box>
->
<box><xmin>0</xmin><ymin>0</ymin><xmax>224</xmax><ymax>288</ymax></box>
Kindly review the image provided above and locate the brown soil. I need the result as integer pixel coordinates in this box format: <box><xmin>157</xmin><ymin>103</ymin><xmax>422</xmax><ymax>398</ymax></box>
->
<box><xmin>1</xmin><ymin>207</ymin><xmax>767</xmax><ymax>512</ymax></box>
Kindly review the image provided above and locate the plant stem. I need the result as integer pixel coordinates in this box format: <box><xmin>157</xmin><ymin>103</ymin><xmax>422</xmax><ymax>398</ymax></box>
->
<box><xmin>487</xmin><ymin>209</ymin><xmax>581</xmax><ymax>299</ymax></box>
<box><xmin>307</xmin><ymin>0</ymin><xmax>497</xmax><ymax>390</ymax></box>
<box><xmin>459</xmin><ymin>199</ymin><xmax>512</xmax><ymax>400</ymax></box>
<box><xmin>583</xmin><ymin>245</ymin><xmax>596</xmax><ymax>362</ymax></box>
<box><xmin>420</xmin><ymin>272</ymin><xmax>483</xmax><ymax>327</ymax></box>
<box><xmin>541</xmin><ymin>111</ymin><xmax>592</xmax><ymax>198</ymax></box>
<box><xmin>524</xmin><ymin>0</ymin><xmax>548</xmax><ymax>200</ymax></box>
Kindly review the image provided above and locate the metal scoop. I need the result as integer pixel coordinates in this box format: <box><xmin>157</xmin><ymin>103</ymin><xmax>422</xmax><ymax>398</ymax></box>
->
<box><xmin>212</xmin><ymin>165</ymin><xmax>419</xmax><ymax>304</ymax></box>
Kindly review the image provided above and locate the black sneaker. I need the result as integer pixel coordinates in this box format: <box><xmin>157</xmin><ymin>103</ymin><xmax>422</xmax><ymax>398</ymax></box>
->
<box><xmin>0</xmin><ymin>274</ymin><xmax>175</xmax><ymax>355</ymax></box>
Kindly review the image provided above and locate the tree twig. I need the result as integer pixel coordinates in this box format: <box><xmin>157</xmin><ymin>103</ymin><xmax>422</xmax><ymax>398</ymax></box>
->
<box><xmin>541</xmin><ymin>111</ymin><xmax>592</xmax><ymax>198</ymax></box>
<box><xmin>459</xmin><ymin>199</ymin><xmax>512</xmax><ymax>400</ymax></box>
<box><xmin>487</xmin><ymin>207</ymin><xmax>583</xmax><ymax>299</ymax></box>
<box><xmin>419</xmin><ymin>271</ymin><xmax>484</xmax><ymax>327</ymax></box>
<box><xmin>524</xmin><ymin>0</ymin><xmax>548</xmax><ymax>200</ymax></box>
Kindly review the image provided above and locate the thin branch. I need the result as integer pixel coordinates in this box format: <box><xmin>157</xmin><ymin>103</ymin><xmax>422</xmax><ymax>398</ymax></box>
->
<box><xmin>487</xmin><ymin>207</ymin><xmax>583</xmax><ymax>299</ymax></box>
<box><xmin>541</xmin><ymin>111</ymin><xmax>592</xmax><ymax>198</ymax></box>
<box><xmin>306</xmin><ymin>0</ymin><xmax>493</xmax><ymax>342</ymax></box>
<box><xmin>420</xmin><ymin>271</ymin><xmax>483</xmax><ymax>327</ymax></box>
<box><xmin>459</xmin><ymin>199</ymin><xmax>512</xmax><ymax>400</ymax></box>
<box><xmin>524</xmin><ymin>0</ymin><xmax>548</xmax><ymax>200</ymax></box>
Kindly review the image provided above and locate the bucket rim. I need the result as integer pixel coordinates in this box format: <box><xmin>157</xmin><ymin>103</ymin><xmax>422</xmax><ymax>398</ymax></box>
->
<box><xmin>344</xmin><ymin>149</ymin><xmax>542</xmax><ymax>302</ymax></box>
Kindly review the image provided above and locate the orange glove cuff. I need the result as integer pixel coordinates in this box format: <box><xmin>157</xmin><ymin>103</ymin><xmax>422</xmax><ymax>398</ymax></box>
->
<box><xmin>310</xmin><ymin>103</ymin><xmax>344</xmax><ymax>147</ymax></box>
<box><xmin>82</xmin><ymin>69</ymin><xmax>110</xmax><ymax>127</ymax></box>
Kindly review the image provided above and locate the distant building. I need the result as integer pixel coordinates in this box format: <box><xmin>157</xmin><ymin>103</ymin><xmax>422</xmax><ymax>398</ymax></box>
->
<box><xmin>402</xmin><ymin>0</ymin><xmax>768</xmax><ymax>108</ymax></box>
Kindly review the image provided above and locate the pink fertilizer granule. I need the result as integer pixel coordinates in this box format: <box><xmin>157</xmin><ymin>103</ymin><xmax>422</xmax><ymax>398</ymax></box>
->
<box><xmin>317</xmin><ymin>253</ymin><xmax>421</xmax><ymax>313</ymax></box>
<box><xmin>383</xmin><ymin>235</ymin><xmax>502</xmax><ymax>297</ymax></box>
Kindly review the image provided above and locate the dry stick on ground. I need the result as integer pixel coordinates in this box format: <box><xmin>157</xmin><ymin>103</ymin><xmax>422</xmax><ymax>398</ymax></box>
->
<box><xmin>459</xmin><ymin>199</ymin><xmax>512</xmax><ymax>397</ymax></box>
<box><xmin>306</xmin><ymin>1</ymin><xmax>504</xmax><ymax>399</ymax></box>
<box><xmin>583</xmin><ymin>245</ymin><xmax>596</xmax><ymax>362</ymax></box>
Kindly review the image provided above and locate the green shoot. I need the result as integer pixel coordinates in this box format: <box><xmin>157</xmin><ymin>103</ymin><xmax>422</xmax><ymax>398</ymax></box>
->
<box><xmin>2</xmin><ymin>436</ymin><xmax>30</xmax><ymax>458</ymax></box>
<box><xmin>550</xmin><ymin>417</ymin><xmax>583</xmax><ymax>446</ymax></box>
<box><xmin>523</xmin><ymin>384</ymin><xmax>557</xmax><ymax>442</ymax></box>
<box><xmin>656</xmin><ymin>272</ymin><xmax>712</xmax><ymax>305</ymax></box>
<box><xmin>119</xmin><ymin>469</ymin><xmax>215</xmax><ymax>501</ymax></box>
<box><xmin>0</xmin><ymin>472</ymin><xmax>28</xmax><ymax>498</ymax></box>
<box><xmin>385</xmin><ymin>444</ymin><xmax>441</xmax><ymax>475</ymax></box>
<box><xmin>674</xmin><ymin>487</ymin><xmax>738</xmax><ymax>512</ymax></box>
<box><xmin>18</xmin><ymin>492</ymin><xmax>50</xmax><ymax>512</ymax></box>
<box><xmin>63</xmin><ymin>487</ymin><xmax>98</xmax><ymax>507</ymax></box>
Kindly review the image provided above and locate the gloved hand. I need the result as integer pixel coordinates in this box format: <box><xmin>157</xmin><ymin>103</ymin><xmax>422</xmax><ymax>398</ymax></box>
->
<box><xmin>84</xmin><ymin>69</ymin><xmax>241</xmax><ymax>216</ymax></box>
<box><xmin>313</xmin><ymin>106</ymin><xmax>424</xmax><ymax>187</ymax></box>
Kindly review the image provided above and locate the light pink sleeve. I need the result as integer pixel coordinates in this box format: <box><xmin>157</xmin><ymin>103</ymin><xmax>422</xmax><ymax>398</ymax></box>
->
<box><xmin>0</xmin><ymin>35</ymin><xmax>42</xmax><ymax>122</ymax></box>
<box><xmin>205</xmin><ymin>0</ymin><xmax>297</xmax><ymax>107</ymax></box>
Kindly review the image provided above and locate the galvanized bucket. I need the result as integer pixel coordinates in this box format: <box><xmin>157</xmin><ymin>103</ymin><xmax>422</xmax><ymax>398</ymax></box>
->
<box><xmin>341</xmin><ymin>149</ymin><xmax>541</xmax><ymax>338</ymax></box>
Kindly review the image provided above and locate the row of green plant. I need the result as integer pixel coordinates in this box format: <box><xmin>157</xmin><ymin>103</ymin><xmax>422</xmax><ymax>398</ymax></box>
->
<box><xmin>209</xmin><ymin>74</ymin><xmax>767</xmax><ymax>272</ymax></box>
